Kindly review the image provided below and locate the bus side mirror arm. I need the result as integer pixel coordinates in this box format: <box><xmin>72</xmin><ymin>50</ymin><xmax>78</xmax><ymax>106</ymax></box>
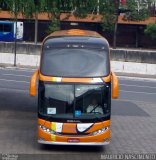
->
<box><xmin>111</xmin><ymin>72</ymin><xmax>119</xmax><ymax>99</ymax></box>
<box><xmin>30</xmin><ymin>70</ymin><xmax>39</xmax><ymax>97</ymax></box>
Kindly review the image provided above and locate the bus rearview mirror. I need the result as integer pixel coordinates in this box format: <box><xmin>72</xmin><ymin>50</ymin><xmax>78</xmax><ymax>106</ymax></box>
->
<box><xmin>111</xmin><ymin>72</ymin><xmax>119</xmax><ymax>99</ymax></box>
<box><xmin>30</xmin><ymin>70</ymin><xmax>38</xmax><ymax>97</ymax></box>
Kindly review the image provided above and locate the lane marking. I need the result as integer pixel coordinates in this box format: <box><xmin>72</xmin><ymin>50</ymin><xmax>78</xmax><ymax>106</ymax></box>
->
<box><xmin>0</xmin><ymin>68</ymin><xmax>35</xmax><ymax>73</ymax></box>
<box><xmin>0</xmin><ymin>73</ymin><xmax>31</xmax><ymax>78</ymax></box>
<box><xmin>0</xmin><ymin>87</ymin><xmax>29</xmax><ymax>92</ymax></box>
<box><xmin>120</xmin><ymin>83</ymin><xmax>156</xmax><ymax>89</ymax></box>
<box><xmin>0</xmin><ymin>78</ymin><xmax>29</xmax><ymax>83</ymax></box>
<box><xmin>120</xmin><ymin>90</ymin><xmax>156</xmax><ymax>95</ymax></box>
<box><xmin>113</xmin><ymin>98</ymin><xmax>155</xmax><ymax>104</ymax></box>
<box><xmin>118</xmin><ymin>76</ymin><xmax>156</xmax><ymax>82</ymax></box>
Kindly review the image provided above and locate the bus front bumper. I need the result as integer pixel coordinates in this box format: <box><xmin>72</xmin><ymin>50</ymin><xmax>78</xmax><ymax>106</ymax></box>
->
<box><xmin>38</xmin><ymin>139</ymin><xmax>110</xmax><ymax>146</ymax></box>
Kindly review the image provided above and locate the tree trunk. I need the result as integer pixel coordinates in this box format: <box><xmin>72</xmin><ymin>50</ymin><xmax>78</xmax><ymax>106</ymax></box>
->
<box><xmin>135</xmin><ymin>26</ymin><xmax>139</xmax><ymax>48</ymax></box>
<box><xmin>34</xmin><ymin>11</ymin><xmax>38</xmax><ymax>44</ymax></box>
<box><xmin>97</xmin><ymin>0</ymin><xmax>100</xmax><ymax>15</ymax></box>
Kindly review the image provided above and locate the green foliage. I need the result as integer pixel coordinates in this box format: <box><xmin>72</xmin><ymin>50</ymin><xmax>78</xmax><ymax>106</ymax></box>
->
<box><xmin>71</xmin><ymin>0</ymin><xmax>97</xmax><ymax>18</ymax></box>
<box><xmin>123</xmin><ymin>0</ymin><xmax>153</xmax><ymax>21</ymax></box>
<box><xmin>100</xmin><ymin>0</ymin><xmax>154</xmax><ymax>32</ymax></box>
<box><xmin>47</xmin><ymin>18</ymin><xmax>60</xmax><ymax>33</ymax></box>
<box><xmin>99</xmin><ymin>0</ymin><xmax>116</xmax><ymax>32</ymax></box>
<box><xmin>101</xmin><ymin>14</ymin><xmax>116</xmax><ymax>32</ymax></box>
<box><xmin>0</xmin><ymin>0</ymin><xmax>155</xmax><ymax>34</ymax></box>
<box><xmin>144</xmin><ymin>23</ymin><xmax>156</xmax><ymax>40</ymax></box>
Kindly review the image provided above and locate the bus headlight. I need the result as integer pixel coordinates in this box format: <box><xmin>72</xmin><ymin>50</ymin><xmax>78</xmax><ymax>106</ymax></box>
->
<box><xmin>39</xmin><ymin>125</ymin><xmax>56</xmax><ymax>134</ymax></box>
<box><xmin>92</xmin><ymin>127</ymin><xmax>109</xmax><ymax>136</ymax></box>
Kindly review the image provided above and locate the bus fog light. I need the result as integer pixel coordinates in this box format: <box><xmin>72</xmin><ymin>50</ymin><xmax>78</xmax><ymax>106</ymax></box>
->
<box><xmin>39</xmin><ymin>125</ymin><xmax>56</xmax><ymax>134</ymax></box>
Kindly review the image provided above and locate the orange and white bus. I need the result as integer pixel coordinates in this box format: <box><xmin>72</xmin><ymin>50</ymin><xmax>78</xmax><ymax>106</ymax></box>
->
<box><xmin>30</xmin><ymin>29</ymin><xmax>119</xmax><ymax>145</ymax></box>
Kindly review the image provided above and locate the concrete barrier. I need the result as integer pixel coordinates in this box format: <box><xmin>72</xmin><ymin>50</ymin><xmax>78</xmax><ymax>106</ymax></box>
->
<box><xmin>0</xmin><ymin>42</ymin><xmax>41</xmax><ymax>55</ymax></box>
<box><xmin>111</xmin><ymin>49</ymin><xmax>156</xmax><ymax>64</ymax></box>
<box><xmin>0</xmin><ymin>42</ymin><xmax>156</xmax><ymax>63</ymax></box>
<box><xmin>0</xmin><ymin>52</ymin><xmax>156</xmax><ymax>75</ymax></box>
<box><xmin>111</xmin><ymin>61</ymin><xmax>156</xmax><ymax>75</ymax></box>
<box><xmin>0</xmin><ymin>42</ymin><xmax>156</xmax><ymax>75</ymax></box>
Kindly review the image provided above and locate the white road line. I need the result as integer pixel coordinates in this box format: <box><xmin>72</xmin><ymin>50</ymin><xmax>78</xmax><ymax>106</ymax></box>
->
<box><xmin>0</xmin><ymin>87</ymin><xmax>28</xmax><ymax>92</ymax></box>
<box><xmin>118</xmin><ymin>76</ymin><xmax>156</xmax><ymax>82</ymax></box>
<box><xmin>120</xmin><ymin>83</ymin><xmax>156</xmax><ymax>89</ymax></box>
<box><xmin>0</xmin><ymin>67</ymin><xmax>35</xmax><ymax>73</ymax></box>
<box><xmin>0</xmin><ymin>73</ymin><xmax>31</xmax><ymax>78</ymax></box>
<box><xmin>120</xmin><ymin>90</ymin><xmax>156</xmax><ymax>95</ymax></box>
<box><xmin>114</xmin><ymin>98</ymin><xmax>154</xmax><ymax>104</ymax></box>
<box><xmin>0</xmin><ymin>79</ymin><xmax>29</xmax><ymax>83</ymax></box>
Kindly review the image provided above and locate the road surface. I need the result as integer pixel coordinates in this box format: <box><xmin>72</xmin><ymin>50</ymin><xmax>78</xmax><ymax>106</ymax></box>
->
<box><xmin>0</xmin><ymin>68</ymin><xmax>156</xmax><ymax>160</ymax></box>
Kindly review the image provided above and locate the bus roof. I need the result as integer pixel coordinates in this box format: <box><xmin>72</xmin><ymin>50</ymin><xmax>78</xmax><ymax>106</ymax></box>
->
<box><xmin>47</xmin><ymin>29</ymin><xmax>103</xmax><ymax>39</ymax></box>
<box><xmin>44</xmin><ymin>29</ymin><xmax>109</xmax><ymax>48</ymax></box>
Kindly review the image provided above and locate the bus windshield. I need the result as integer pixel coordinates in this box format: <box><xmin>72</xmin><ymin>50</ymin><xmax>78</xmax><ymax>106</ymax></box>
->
<box><xmin>38</xmin><ymin>83</ymin><xmax>111</xmax><ymax>122</ymax></box>
<box><xmin>41</xmin><ymin>40</ymin><xmax>110</xmax><ymax>78</ymax></box>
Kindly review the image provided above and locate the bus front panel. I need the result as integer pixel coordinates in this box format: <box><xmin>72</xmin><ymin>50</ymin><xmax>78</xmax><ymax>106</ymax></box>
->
<box><xmin>37</xmin><ymin>82</ymin><xmax>111</xmax><ymax>145</ymax></box>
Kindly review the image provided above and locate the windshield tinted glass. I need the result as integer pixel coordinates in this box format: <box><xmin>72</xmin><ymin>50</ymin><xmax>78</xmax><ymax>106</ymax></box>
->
<box><xmin>38</xmin><ymin>82</ymin><xmax>111</xmax><ymax>122</ymax></box>
<box><xmin>41</xmin><ymin>39</ymin><xmax>110</xmax><ymax>77</ymax></box>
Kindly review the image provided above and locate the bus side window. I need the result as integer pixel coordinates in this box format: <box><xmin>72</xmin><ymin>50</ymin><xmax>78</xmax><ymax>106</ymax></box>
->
<box><xmin>4</xmin><ymin>24</ymin><xmax>12</xmax><ymax>32</ymax></box>
<box><xmin>30</xmin><ymin>70</ymin><xmax>39</xmax><ymax>96</ymax></box>
<box><xmin>111</xmin><ymin>72</ymin><xmax>119</xmax><ymax>99</ymax></box>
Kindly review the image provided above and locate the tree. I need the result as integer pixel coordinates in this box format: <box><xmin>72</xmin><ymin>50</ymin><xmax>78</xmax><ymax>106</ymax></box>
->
<box><xmin>45</xmin><ymin>0</ymin><xmax>98</xmax><ymax>33</ymax></box>
<box><xmin>144</xmin><ymin>23</ymin><xmax>156</xmax><ymax>40</ymax></box>
<box><xmin>123</xmin><ymin>0</ymin><xmax>154</xmax><ymax>21</ymax></box>
<box><xmin>100</xmin><ymin>0</ymin><xmax>116</xmax><ymax>32</ymax></box>
<box><xmin>122</xmin><ymin>0</ymin><xmax>154</xmax><ymax>47</ymax></box>
<box><xmin>99</xmin><ymin>0</ymin><xmax>154</xmax><ymax>48</ymax></box>
<box><xmin>47</xmin><ymin>18</ymin><xmax>60</xmax><ymax>34</ymax></box>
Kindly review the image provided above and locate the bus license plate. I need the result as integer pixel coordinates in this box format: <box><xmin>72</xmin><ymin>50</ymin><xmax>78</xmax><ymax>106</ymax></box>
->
<box><xmin>67</xmin><ymin>138</ymin><xmax>80</xmax><ymax>143</ymax></box>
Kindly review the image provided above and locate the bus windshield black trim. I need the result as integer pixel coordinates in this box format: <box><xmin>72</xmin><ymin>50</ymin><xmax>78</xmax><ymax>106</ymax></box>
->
<box><xmin>38</xmin><ymin>82</ymin><xmax>111</xmax><ymax>123</ymax></box>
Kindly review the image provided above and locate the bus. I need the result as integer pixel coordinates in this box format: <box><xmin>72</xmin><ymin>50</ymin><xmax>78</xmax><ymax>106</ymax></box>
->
<box><xmin>0</xmin><ymin>21</ymin><xmax>23</xmax><ymax>41</ymax></box>
<box><xmin>30</xmin><ymin>29</ymin><xmax>119</xmax><ymax>145</ymax></box>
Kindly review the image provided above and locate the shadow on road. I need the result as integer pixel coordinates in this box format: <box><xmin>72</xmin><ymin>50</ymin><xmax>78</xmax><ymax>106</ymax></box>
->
<box><xmin>112</xmin><ymin>100</ymin><xmax>149</xmax><ymax>117</ymax></box>
<box><xmin>38</xmin><ymin>143</ymin><xmax>105</xmax><ymax>153</ymax></box>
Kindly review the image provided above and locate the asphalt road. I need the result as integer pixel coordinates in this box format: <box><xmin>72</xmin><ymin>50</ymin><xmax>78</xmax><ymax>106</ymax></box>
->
<box><xmin>0</xmin><ymin>68</ymin><xmax>156</xmax><ymax>160</ymax></box>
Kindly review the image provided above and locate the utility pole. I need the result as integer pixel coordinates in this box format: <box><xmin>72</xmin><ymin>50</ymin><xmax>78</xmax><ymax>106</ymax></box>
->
<box><xmin>34</xmin><ymin>0</ymin><xmax>39</xmax><ymax>45</ymax></box>
<box><xmin>34</xmin><ymin>10</ymin><xmax>38</xmax><ymax>44</ymax></box>
<box><xmin>14</xmin><ymin>0</ymin><xmax>17</xmax><ymax>66</ymax></box>
<box><xmin>113</xmin><ymin>0</ymin><xmax>120</xmax><ymax>49</ymax></box>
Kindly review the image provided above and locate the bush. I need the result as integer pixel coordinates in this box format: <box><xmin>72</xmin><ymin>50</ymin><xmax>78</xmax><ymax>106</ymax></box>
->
<box><xmin>144</xmin><ymin>23</ymin><xmax>156</xmax><ymax>40</ymax></box>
